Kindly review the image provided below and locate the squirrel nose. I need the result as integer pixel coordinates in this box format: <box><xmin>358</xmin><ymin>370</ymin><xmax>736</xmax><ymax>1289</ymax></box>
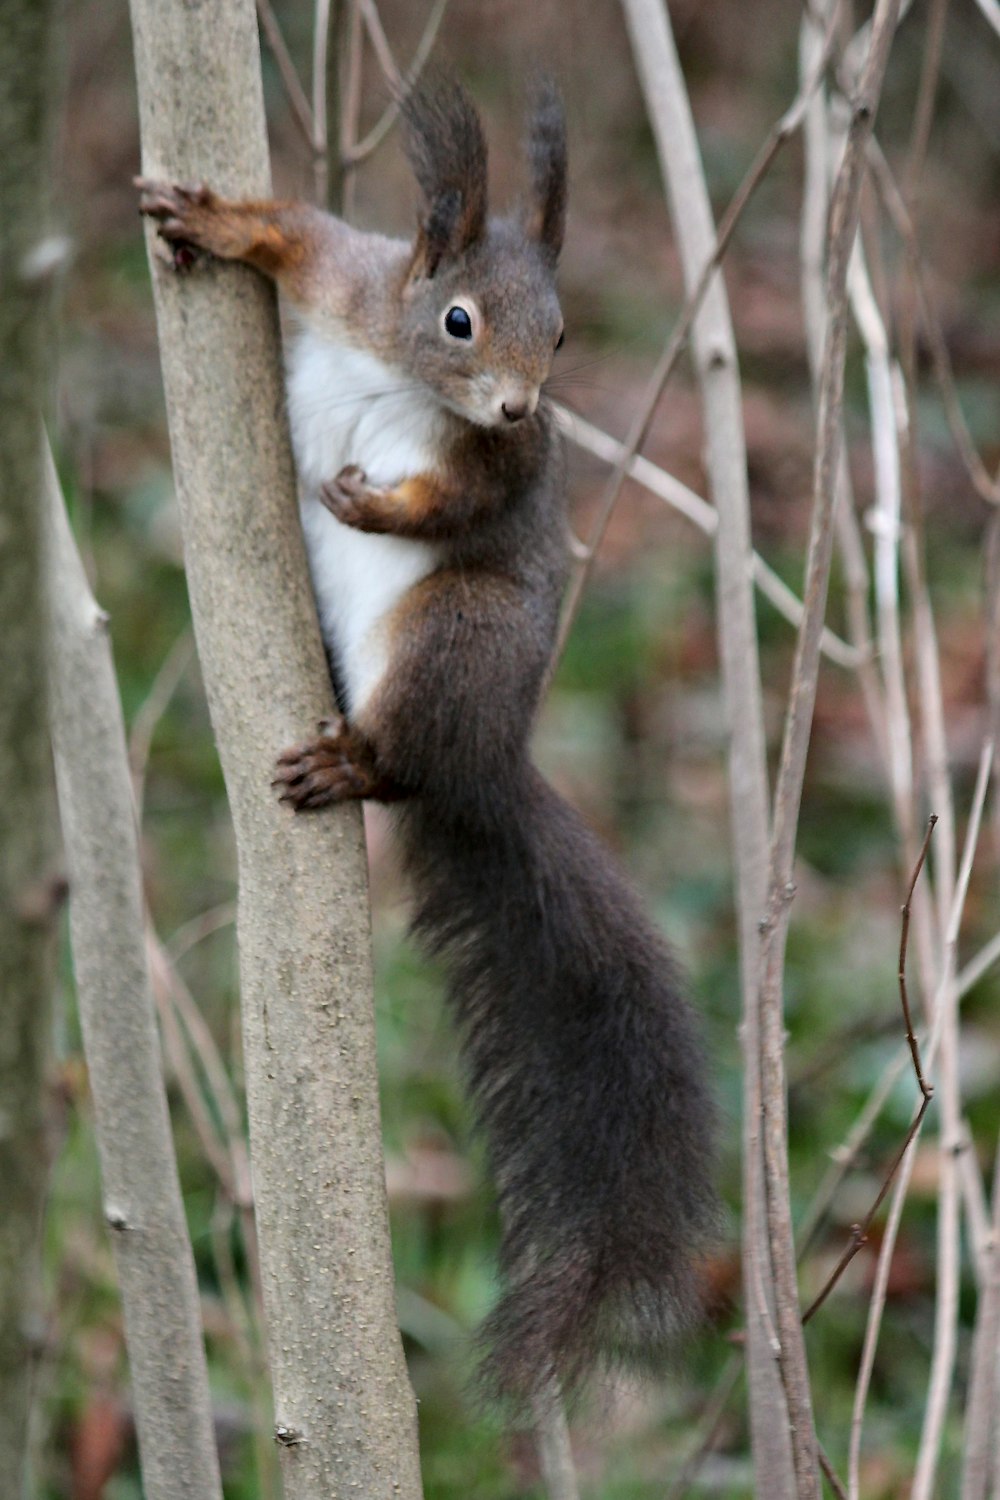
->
<box><xmin>502</xmin><ymin>401</ymin><xmax>529</xmax><ymax>423</ymax></box>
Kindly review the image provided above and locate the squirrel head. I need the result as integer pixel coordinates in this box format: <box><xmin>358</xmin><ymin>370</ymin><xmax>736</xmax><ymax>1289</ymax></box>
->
<box><xmin>398</xmin><ymin>76</ymin><xmax>566</xmax><ymax>430</ymax></box>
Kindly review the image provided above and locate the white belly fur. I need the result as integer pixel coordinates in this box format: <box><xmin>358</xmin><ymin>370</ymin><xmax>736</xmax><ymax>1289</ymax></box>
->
<box><xmin>287</xmin><ymin>330</ymin><xmax>441</xmax><ymax>717</ymax></box>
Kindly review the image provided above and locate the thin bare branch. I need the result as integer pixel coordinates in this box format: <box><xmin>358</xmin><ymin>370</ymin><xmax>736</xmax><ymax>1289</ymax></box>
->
<box><xmin>554</xmin><ymin>405</ymin><xmax>861</xmax><ymax>667</ymax></box>
<box><xmin>765</xmin><ymin>0</ymin><xmax>903</xmax><ymax>959</ymax></box>
<box><xmin>849</xmin><ymin>739</ymin><xmax>993</xmax><ymax>1494</ymax></box>
<box><xmin>986</xmin><ymin>514</ymin><xmax>1000</xmax><ymax>858</ymax></box>
<box><xmin>795</xmin><ymin>1050</ymin><xmax>909</xmax><ymax>1257</ymax></box>
<box><xmin>956</xmin><ymin>927</ymin><xmax>1000</xmax><ymax>1000</ymax></box>
<box><xmin>801</xmin><ymin>817</ymin><xmax>936</xmax><ymax>1325</ymax></box>
<box><xmin>165</xmin><ymin>899</ymin><xmax>237</xmax><ymax>965</ymax></box>
<box><xmin>961</xmin><ymin>1128</ymin><xmax>1000</xmax><ymax>1500</ymax></box>
<box><xmin>903</xmin><ymin>0</ymin><xmax>949</xmax><ymax>203</ymax></box>
<box><xmin>756</xmin><ymin>5</ymin><xmax>902</xmax><ymax>1491</ymax></box>
<box><xmin>912</xmin><ymin>738</ymin><xmax>994</xmax><ymax>1500</ymax></box>
<box><xmin>128</xmin><ymin>627</ymin><xmax>193</xmax><ymax>819</ymax></box>
<box><xmin>552</xmin><ymin>0</ymin><xmax>843</xmax><ymax>675</ymax></box>
<box><xmin>866</xmin><ymin>141</ymin><xmax>1000</xmax><ymax>506</ymax></box>
<box><xmin>531</xmin><ymin>1387</ymin><xmax>580</xmax><ymax>1500</ymax></box>
<box><xmin>312</xmin><ymin>0</ymin><xmax>335</xmax><ymax>202</ymax></box>
<box><xmin>799</xmin><ymin>3</ymin><xmax>893</xmax><ymax>780</ymax></box>
<box><xmin>357</xmin><ymin>0</ymin><xmax>399</xmax><ymax>86</ymax></box>
<box><xmin>256</xmin><ymin>0</ymin><xmax>316</xmax><ymax>146</ymax></box>
<box><xmin>344</xmin><ymin>0</ymin><xmax>449</xmax><ymax>168</ymax></box>
<box><xmin>618</xmin><ymin>0</ymin><xmax>790</xmax><ymax>1487</ymax></box>
<box><xmin>339</xmin><ymin>0</ymin><xmax>364</xmax><ymax>220</ymax></box>
<box><xmin>898</xmin><ymin>818</ymin><xmax>938</xmax><ymax>1099</ymax></box>
<box><xmin>818</xmin><ymin>1442</ymin><xmax>850</xmax><ymax>1500</ymax></box>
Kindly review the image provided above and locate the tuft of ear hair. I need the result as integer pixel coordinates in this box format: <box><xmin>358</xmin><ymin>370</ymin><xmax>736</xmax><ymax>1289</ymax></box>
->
<box><xmin>522</xmin><ymin>75</ymin><xmax>567</xmax><ymax>264</ymax></box>
<box><xmin>401</xmin><ymin>76</ymin><xmax>488</xmax><ymax>278</ymax></box>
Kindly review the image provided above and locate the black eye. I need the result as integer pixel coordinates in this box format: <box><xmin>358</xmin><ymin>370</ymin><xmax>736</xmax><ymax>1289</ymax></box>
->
<box><xmin>444</xmin><ymin>306</ymin><xmax>473</xmax><ymax>340</ymax></box>
<box><xmin>555</xmin><ymin>329</ymin><xmax>565</xmax><ymax>351</ymax></box>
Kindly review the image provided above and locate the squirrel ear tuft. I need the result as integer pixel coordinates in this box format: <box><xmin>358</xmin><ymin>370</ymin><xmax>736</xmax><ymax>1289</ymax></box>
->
<box><xmin>401</xmin><ymin>76</ymin><xmax>488</xmax><ymax>278</ymax></box>
<box><xmin>522</xmin><ymin>76</ymin><xmax>566</xmax><ymax>264</ymax></box>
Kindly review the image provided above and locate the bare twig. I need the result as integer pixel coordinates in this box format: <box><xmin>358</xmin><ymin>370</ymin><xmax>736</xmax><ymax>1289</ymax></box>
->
<box><xmin>848</xmin><ymin>243</ymin><xmax>914</xmax><ymax>836</ymax></box>
<box><xmin>847</xmin><ymin>1130</ymin><xmax>919</xmax><ymax>1498</ymax></box>
<box><xmin>312</xmin><ymin>0</ymin><xmax>335</xmax><ymax>203</ymax></box>
<box><xmin>986</xmin><ymin>514</ymin><xmax>1000</xmax><ymax>858</ymax></box>
<box><xmin>955</xmin><ymin>926</ymin><xmax>1000</xmax><ymax>1000</ymax></box>
<box><xmin>339</xmin><ymin>0</ymin><xmax>363</xmax><ymax>220</ymax></box>
<box><xmin>818</xmin><ymin>1442</ymin><xmax>850</xmax><ymax>1500</ymax></box>
<box><xmin>256</xmin><ymin>0</ymin><xmax>316</xmax><ymax>146</ymax></box>
<box><xmin>618</xmin><ymin>0</ymin><xmax>790</xmax><ymax>1487</ymax></box>
<box><xmin>898</xmin><ymin>818</ymin><xmax>938</xmax><ymax>1097</ymax></box>
<box><xmin>344</xmin><ymin>0</ymin><xmax>449</xmax><ymax>168</ymax></box>
<box><xmin>957</xmin><ymin>1125</ymin><xmax>992</xmax><ymax>1287</ymax></box>
<box><xmin>799</xmin><ymin>2</ymin><xmax>892</xmax><ymax>780</ymax></box>
<box><xmin>961</xmin><ymin>1128</ymin><xmax>1000</xmax><ymax>1500</ymax></box>
<box><xmin>903</xmin><ymin>0</ymin><xmax>949</xmax><ymax>204</ymax></box>
<box><xmin>128</xmin><ymin>627</ymin><xmax>193</xmax><ymax>818</ymax></box>
<box><xmin>801</xmin><ymin>819</ymin><xmax>936</xmax><ymax>1325</ymax></box>
<box><xmin>357</xmin><ymin>0</ymin><xmax>398</xmax><ymax>86</ymax></box>
<box><xmin>553</xmin><ymin>405</ymin><xmax>861</xmax><ymax>667</ymax></box>
<box><xmin>794</xmin><ymin>1048</ymin><xmax>910</xmax><ymax>1257</ymax></box>
<box><xmin>912</xmin><ymin>739</ymin><xmax>993</xmax><ymax>1500</ymax></box>
<box><xmin>849</xmin><ymin>739</ymin><xmax>993</xmax><ymax>1494</ymax></box>
<box><xmin>531</xmin><ymin>1386</ymin><xmax>580</xmax><ymax>1500</ymax></box>
<box><xmin>165</xmin><ymin>899</ymin><xmax>237</xmax><ymax>965</ymax></box>
<box><xmin>756</xmin><ymin>5</ymin><xmax>903</xmax><ymax>1491</ymax></box>
<box><xmin>866</xmin><ymin>141</ymin><xmax>1000</xmax><ymax>506</ymax></box>
<box><xmin>553</xmin><ymin>0</ymin><xmax>843</xmax><ymax>674</ymax></box>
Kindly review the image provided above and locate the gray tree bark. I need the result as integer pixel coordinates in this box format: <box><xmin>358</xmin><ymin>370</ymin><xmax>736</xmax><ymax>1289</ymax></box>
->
<box><xmin>126</xmin><ymin>2</ymin><xmax>423</xmax><ymax>1495</ymax></box>
<box><xmin>0</xmin><ymin>1</ymin><xmax>59</xmax><ymax>1490</ymax></box>
<box><xmin>43</xmin><ymin>438</ymin><xmax>224</xmax><ymax>1500</ymax></box>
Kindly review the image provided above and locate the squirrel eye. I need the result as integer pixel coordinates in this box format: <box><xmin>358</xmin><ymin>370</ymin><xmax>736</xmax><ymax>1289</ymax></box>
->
<box><xmin>444</xmin><ymin>306</ymin><xmax>473</xmax><ymax>340</ymax></box>
<box><xmin>555</xmin><ymin>329</ymin><xmax>565</xmax><ymax>351</ymax></box>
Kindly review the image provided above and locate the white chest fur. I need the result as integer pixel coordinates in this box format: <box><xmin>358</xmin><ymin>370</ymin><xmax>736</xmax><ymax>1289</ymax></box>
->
<box><xmin>286</xmin><ymin>331</ymin><xmax>441</xmax><ymax>717</ymax></box>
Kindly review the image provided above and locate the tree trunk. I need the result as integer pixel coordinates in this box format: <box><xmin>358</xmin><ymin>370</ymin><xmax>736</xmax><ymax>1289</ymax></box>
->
<box><xmin>44</xmin><ymin>438</ymin><xmax>224</xmax><ymax>1500</ymax></box>
<box><xmin>0</xmin><ymin>2</ymin><xmax>58</xmax><ymax>1490</ymax></box>
<box><xmin>126</xmin><ymin>1</ymin><xmax>423</xmax><ymax>1495</ymax></box>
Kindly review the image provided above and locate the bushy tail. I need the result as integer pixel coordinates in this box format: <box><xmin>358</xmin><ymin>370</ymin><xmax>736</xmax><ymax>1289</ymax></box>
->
<box><xmin>396</xmin><ymin>765</ymin><xmax>717</xmax><ymax>1400</ymax></box>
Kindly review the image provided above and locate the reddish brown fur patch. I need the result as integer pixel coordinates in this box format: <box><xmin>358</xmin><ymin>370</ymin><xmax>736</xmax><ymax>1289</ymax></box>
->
<box><xmin>389</xmin><ymin>475</ymin><xmax>447</xmax><ymax>521</ymax></box>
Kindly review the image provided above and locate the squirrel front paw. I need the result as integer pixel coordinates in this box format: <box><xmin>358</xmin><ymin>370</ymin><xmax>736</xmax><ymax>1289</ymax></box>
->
<box><xmin>318</xmin><ymin>465</ymin><xmax>390</xmax><ymax>532</ymax></box>
<box><xmin>136</xmin><ymin>179</ymin><xmax>220</xmax><ymax>271</ymax></box>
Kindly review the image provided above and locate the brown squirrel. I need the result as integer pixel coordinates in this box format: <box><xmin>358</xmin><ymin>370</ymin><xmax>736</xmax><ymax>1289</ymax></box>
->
<box><xmin>139</xmin><ymin>77</ymin><xmax>716</xmax><ymax>1402</ymax></box>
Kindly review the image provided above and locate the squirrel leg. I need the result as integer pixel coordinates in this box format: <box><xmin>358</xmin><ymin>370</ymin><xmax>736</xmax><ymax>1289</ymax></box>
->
<box><xmin>273</xmin><ymin>715</ymin><xmax>406</xmax><ymax>810</ymax></box>
<box><xmin>320</xmin><ymin>466</ymin><xmax>481</xmax><ymax>539</ymax></box>
<box><xmin>137</xmin><ymin>180</ymin><xmax>331</xmax><ymax>290</ymax></box>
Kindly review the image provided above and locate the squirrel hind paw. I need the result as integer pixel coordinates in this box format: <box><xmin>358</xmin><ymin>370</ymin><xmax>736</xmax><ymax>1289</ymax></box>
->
<box><xmin>272</xmin><ymin>727</ymin><xmax>371</xmax><ymax>809</ymax></box>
